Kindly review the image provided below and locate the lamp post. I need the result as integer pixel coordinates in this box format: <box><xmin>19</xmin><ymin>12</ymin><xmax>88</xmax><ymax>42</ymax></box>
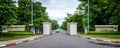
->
<box><xmin>31</xmin><ymin>0</ymin><xmax>33</xmax><ymax>26</ymax></box>
<box><xmin>87</xmin><ymin>0</ymin><xmax>90</xmax><ymax>33</ymax></box>
<box><xmin>78</xmin><ymin>0</ymin><xmax>89</xmax><ymax>33</ymax></box>
<box><xmin>30</xmin><ymin>0</ymin><xmax>35</xmax><ymax>34</ymax></box>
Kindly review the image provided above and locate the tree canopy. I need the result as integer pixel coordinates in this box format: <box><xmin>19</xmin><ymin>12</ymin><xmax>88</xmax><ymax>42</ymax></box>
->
<box><xmin>0</xmin><ymin>0</ymin><xmax>18</xmax><ymax>25</ymax></box>
<box><xmin>61</xmin><ymin>0</ymin><xmax>120</xmax><ymax>32</ymax></box>
<box><xmin>0</xmin><ymin>0</ymin><xmax>59</xmax><ymax>31</ymax></box>
<box><xmin>77</xmin><ymin>0</ymin><xmax>120</xmax><ymax>30</ymax></box>
<box><xmin>61</xmin><ymin>13</ymin><xmax>84</xmax><ymax>32</ymax></box>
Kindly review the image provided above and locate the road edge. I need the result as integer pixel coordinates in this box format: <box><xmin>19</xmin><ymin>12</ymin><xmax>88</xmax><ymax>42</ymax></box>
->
<box><xmin>78</xmin><ymin>35</ymin><xmax>120</xmax><ymax>43</ymax></box>
<box><xmin>0</xmin><ymin>35</ymin><xmax>46</xmax><ymax>48</ymax></box>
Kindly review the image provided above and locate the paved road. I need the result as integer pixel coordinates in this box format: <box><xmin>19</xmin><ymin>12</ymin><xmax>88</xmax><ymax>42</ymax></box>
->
<box><xmin>4</xmin><ymin>29</ymin><xmax>120</xmax><ymax>48</ymax></box>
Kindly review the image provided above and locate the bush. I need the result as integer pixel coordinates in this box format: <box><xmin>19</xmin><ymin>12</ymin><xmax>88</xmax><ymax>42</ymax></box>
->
<box><xmin>86</xmin><ymin>31</ymin><xmax>120</xmax><ymax>35</ymax></box>
<box><xmin>0</xmin><ymin>31</ymin><xmax>34</xmax><ymax>41</ymax></box>
<box><xmin>0</xmin><ymin>31</ymin><xmax>33</xmax><ymax>36</ymax></box>
<box><xmin>8</xmin><ymin>31</ymin><xmax>33</xmax><ymax>34</ymax></box>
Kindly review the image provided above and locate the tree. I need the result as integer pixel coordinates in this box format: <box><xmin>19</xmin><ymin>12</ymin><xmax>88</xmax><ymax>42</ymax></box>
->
<box><xmin>33</xmin><ymin>2</ymin><xmax>50</xmax><ymax>29</ymax></box>
<box><xmin>17</xmin><ymin>0</ymin><xmax>32</xmax><ymax>26</ymax></box>
<box><xmin>61</xmin><ymin>13</ymin><xmax>83</xmax><ymax>32</ymax></box>
<box><xmin>0</xmin><ymin>0</ymin><xmax>18</xmax><ymax>25</ymax></box>
<box><xmin>51</xmin><ymin>20</ymin><xmax>59</xmax><ymax>30</ymax></box>
<box><xmin>77</xmin><ymin>0</ymin><xmax>120</xmax><ymax>30</ymax></box>
<box><xmin>61</xmin><ymin>21</ymin><xmax>67</xmax><ymax>30</ymax></box>
<box><xmin>0</xmin><ymin>0</ymin><xmax>52</xmax><ymax>32</ymax></box>
<box><xmin>18</xmin><ymin>0</ymin><xmax>51</xmax><ymax>28</ymax></box>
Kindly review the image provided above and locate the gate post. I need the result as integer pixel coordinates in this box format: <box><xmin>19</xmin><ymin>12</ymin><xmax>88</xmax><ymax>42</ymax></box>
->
<box><xmin>43</xmin><ymin>22</ymin><xmax>51</xmax><ymax>35</ymax></box>
<box><xmin>68</xmin><ymin>22</ymin><xmax>77</xmax><ymax>35</ymax></box>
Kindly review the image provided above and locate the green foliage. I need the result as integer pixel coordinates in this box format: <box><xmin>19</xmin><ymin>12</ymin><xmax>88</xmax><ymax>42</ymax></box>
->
<box><xmin>0</xmin><ymin>31</ymin><xmax>34</xmax><ymax>41</ymax></box>
<box><xmin>17</xmin><ymin>0</ymin><xmax>32</xmax><ymax>26</ymax></box>
<box><xmin>0</xmin><ymin>31</ymin><xmax>33</xmax><ymax>36</ymax></box>
<box><xmin>77</xmin><ymin>0</ymin><xmax>120</xmax><ymax>30</ymax></box>
<box><xmin>61</xmin><ymin>13</ymin><xmax>84</xmax><ymax>32</ymax></box>
<box><xmin>83</xmin><ymin>30</ymin><xmax>120</xmax><ymax>39</ymax></box>
<box><xmin>7</xmin><ymin>31</ymin><xmax>33</xmax><ymax>35</ymax></box>
<box><xmin>0</xmin><ymin>0</ymin><xmax>51</xmax><ymax>30</ymax></box>
<box><xmin>33</xmin><ymin>2</ymin><xmax>50</xmax><ymax>29</ymax></box>
<box><xmin>61</xmin><ymin>21</ymin><xmax>67</xmax><ymax>30</ymax></box>
<box><xmin>17</xmin><ymin>0</ymin><xmax>51</xmax><ymax>29</ymax></box>
<box><xmin>0</xmin><ymin>0</ymin><xmax>18</xmax><ymax>25</ymax></box>
<box><xmin>51</xmin><ymin>20</ymin><xmax>59</xmax><ymax>30</ymax></box>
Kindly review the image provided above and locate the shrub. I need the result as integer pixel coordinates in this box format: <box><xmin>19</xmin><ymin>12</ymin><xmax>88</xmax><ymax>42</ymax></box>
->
<box><xmin>0</xmin><ymin>31</ymin><xmax>33</xmax><ymax>36</ymax></box>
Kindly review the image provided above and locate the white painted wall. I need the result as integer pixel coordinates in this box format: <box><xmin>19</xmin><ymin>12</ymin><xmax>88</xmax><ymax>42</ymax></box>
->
<box><xmin>43</xmin><ymin>22</ymin><xmax>51</xmax><ymax>35</ymax></box>
<box><xmin>95</xmin><ymin>25</ymin><xmax>119</xmax><ymax>31</ymax></box>
<box><xmin>2</xmin><ymin>25</ymin><xmax>26</xmax><ymax>33</ymax></box>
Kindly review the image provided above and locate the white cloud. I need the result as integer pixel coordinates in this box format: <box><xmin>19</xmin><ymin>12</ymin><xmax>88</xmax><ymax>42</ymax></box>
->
<box><xmin>47</xmin><ymin>9</ymin><xmax>67</xmax><ymax>25</ymax></box>
<box><xmin>39</xmin><ymin>0</ymin><xmax>80</xmax><ymax>25</ymax></box>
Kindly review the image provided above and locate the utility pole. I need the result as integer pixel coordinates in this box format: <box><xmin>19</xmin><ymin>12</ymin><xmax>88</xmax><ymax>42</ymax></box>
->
<box><xmin>31</xmin><ymin>0</ymin><xmax>33</xmax><ymax>26</ymax></box>
<box><xmin>30</xmin><ymin>0</ymin><xmax>35</xmax><ymax>34</ymax></box>
<box><xmin>87</xmin><ymin>0</ymin><xmax>90</xmax><ymax>32</ymax></box>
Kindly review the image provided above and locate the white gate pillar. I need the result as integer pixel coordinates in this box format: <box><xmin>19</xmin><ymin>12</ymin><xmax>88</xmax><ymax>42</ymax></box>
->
<box><xmin>43</xmin><ymin>22</ymin><xmax>51</xmax><ymax>35</ymax></box>
<box><xmin>69</xmin><ymin>22</ymin><xmax>77</xmax><ymax>35</ymax></box>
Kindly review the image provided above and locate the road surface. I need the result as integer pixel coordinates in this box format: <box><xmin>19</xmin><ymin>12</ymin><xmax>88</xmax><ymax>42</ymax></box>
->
<box><xmin>4</xmin><ymin>29</ymin><xmax>120</xmax><ymax>48</ymax></box>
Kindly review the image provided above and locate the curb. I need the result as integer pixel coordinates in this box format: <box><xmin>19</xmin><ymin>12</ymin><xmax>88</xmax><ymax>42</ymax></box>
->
<box><xmin>0</xmin><ymin>35</ymin><xmax>44</xmax><ymax>48</ymax></box>
<box><xmin>78</xmin><ymin>35</ymin><xmax>120</xmax><ymax>43</ymax></box>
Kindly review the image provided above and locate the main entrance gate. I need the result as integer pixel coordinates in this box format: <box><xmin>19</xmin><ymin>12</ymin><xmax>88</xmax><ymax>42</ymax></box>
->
<box><xmin>42</xmin><ymin>22</ymin><xmax>77</xmax><ymax>36</ymax></box>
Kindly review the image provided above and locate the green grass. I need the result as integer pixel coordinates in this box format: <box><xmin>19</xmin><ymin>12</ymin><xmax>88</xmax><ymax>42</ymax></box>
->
<box><xmin>88</xmin><ymin>35</ymin><xmax>120</xmax><ymax>39</ymax></box>
<box><xmin>0</xmin><ymin>31</ymin><xmax>35</xmax><ymax>41</ymax></box>
<box><xmin>80</xmin><ymin>31</ymin><xmax>120</xmax><ymax>39</ymax></box>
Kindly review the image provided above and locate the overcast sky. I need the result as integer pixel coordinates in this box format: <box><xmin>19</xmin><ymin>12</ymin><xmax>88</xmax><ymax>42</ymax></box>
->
<box><xmin>37</xmin><ymin>0</ymin><xmax>80</xmax><ymax>25</ymax></box>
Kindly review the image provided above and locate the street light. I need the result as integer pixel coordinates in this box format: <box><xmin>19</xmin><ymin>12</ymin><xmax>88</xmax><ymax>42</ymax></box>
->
<box><xmin>78</xmin><ymin>0</ymin><xmax>89</xmax><ymax>33</ymax></box>
<box><xmin>30</xmin><ymin>0</ymin><xmax>35</xmax><ymax>34</ymax></box>
<box><xmin>31</xmin><ymin>0</ymin><xmax>33</xmax><ymax>26</ymax></box>
<box><xmin>87</xmin><ymin>0</ymin><xmax>90</xmax><ymax>32</ymax></box>
<box><xmin>85</xmin><ymin>0</ymin><xmax>90</xmax><ymax>34</ymax></box>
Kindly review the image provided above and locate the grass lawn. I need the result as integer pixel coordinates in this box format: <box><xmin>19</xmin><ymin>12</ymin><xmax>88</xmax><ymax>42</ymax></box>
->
<box><xmin>84</xmin><ymin>35</ymin><xmax>120</xmax><ymax>39</ymax></box>
<box><xmin>0</xmin><ymin>31</ymin><xmax>35</xmax><ymax>41</ymax></box>
<box><xmin>80</xmin><ymin>31</ymin><xmax>120</xmax><ymax>39</ymax></box>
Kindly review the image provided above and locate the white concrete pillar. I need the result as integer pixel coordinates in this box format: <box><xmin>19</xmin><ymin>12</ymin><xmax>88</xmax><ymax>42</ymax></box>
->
<box><xmin>43</xmin><ymin>22</ymin><xmax>51</xmax><ymax>35</ymax></box>
<box><xmin>69</xmin><ymin>22</ymin><xmax>77</xmax><ymax>35</ymax></box>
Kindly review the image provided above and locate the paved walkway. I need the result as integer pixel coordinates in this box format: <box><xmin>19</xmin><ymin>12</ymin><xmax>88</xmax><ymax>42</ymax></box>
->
<box><xmin>4</xmin><ymin>29</ymin><xmax>120</xmax><ymax>48</ymax></box>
